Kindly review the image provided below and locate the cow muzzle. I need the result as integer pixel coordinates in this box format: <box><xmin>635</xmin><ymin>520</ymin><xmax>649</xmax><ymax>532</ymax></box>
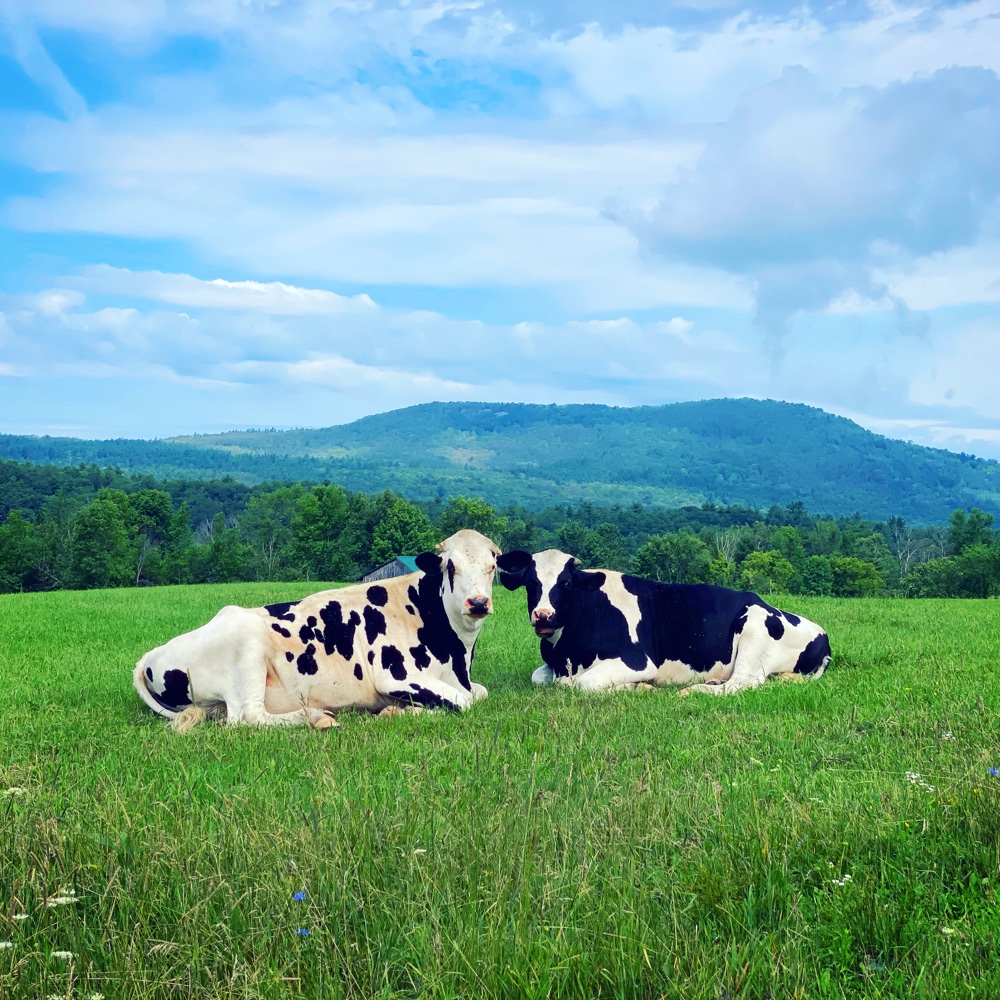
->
<box><xmin>532</xmin><ymin>609</ymin><xmax>557</xmax><ymax>637</ymax></box>
<box><xmin>466</xmin><ymin>595</ymin><xmax>492</xmax><ymax>618</ymax></box>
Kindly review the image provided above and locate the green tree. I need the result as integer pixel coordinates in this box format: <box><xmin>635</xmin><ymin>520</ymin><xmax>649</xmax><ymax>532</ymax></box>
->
<box><xmin>584</xmin><ymin>522</ymin><xmax>630</xmax><ymax>572</ymax></box>
<box><xmin>948</xmin><ymin>508</ymin><xmax>995</xmax><ymax>555</ymax></box>
<box><xmin>634</xmin><ymin>532</ymin><xmax>712</xmax><ymax>584</ymax></box>
<box><xmin>201</xmin><ymin>512</ymin><xmax>250</xmax><ymax>583</ymax></box>
<box><xmin>830</xmin><ymin>556</ymin><xmax>884</xmax><ymax>597</ymax></box>
<box><xmin>243</xmin><ymin>485</ymin><xmax>304</xmax><ymax>581</ymax></box>
<box><xmin>739</xmin><ymin>550</ymin><xmax>795</xmax><ymax>595</ymax></box>
<box><xmin>370</xmin><ymin>498</ymin><xmax>439</xmax><ymax>566</ymax></box>
<box><xmin>0</xmin><ymin>511</ymin><xmax>42</xmax><ymax>593</ymax></box>
<box><xmin>292</xmin><ymin>485</ymin><xmax>354</xmax><ymax>581</ymax></box>
<box><xmin>558</xmin><ymin>520</ymin><xmax>589</xmax><ymax>559</ymax></box>
<box><xmin>800</xmin><ymin>555</ymin><xmax>834</xmax><ymax>596</ymax></box>
<box><xmin>68</xmin><ymin>490</ymin><xmax>135</xmax><ymax>589</ymax></box>
<box><xmin>439</xmin><ymin>496</ymin><xmax>507</xmax><ymax>545</ymax></box>
<box><xmin>129</xmin><ymin>489</ymin><xmax>175</xmax><ymax>584</ymax></box>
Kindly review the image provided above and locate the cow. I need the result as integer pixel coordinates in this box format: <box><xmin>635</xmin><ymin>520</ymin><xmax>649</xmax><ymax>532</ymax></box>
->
<box><xmin>133</xmin><ymin>529</ymin><xmax>501</xmax><ymax>730</ymax></box>
<box><xmin>496</xmin><ymin>548</ymin><xmax>830</xmax><ymax>696</ymax></box>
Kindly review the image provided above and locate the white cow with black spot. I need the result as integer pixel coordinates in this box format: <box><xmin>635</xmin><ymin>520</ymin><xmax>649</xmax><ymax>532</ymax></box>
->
<box><xmin>134</xmin><ymin>530</ymin><xmax>501</xmax><ymax>729</ymax></box>
<box><xmin>497</xmin><ymin>548</ymin><xmax>831</xmax><ymax>695</ymax></box>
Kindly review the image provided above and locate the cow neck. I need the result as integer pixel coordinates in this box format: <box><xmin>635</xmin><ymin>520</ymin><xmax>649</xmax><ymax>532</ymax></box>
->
<box><xmin>408</xmin><ymin>570</ymin><xmax>479</xmax><ymax>690</ymax></box>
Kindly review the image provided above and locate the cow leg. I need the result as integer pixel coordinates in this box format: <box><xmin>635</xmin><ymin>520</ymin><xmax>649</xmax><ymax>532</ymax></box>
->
<box><xmin>568</xmin><ymin>658</ymin><xmax>655</xmax><ymax>692</ymax></box>
<box><xmin>680</xmin><ymin>626</ymin><xmax>771</xmax><ymax>697</ymax></box>
<box><xmin>531</xmin><ymin>665</ymin><xmax>555</xmax><ymax>685</ymax></box>
<box><xmin>376</xmin><ymin>675</ymin><xmax>476</xmax><ymax>712</ymax></box>
<box><xmin>470</xmin><ymin>682</ymin><xmax>489</xmax><ymax>703</ymax></box>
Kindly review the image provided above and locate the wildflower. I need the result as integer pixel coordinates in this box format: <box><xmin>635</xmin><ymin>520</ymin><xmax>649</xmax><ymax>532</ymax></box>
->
<box><xmin>413</xmin><ymin>848</ymin><xmax>427</xmax><ymax>855</ymax></box>
<box><xmin>45</xmin><ymin>896</ymin><xmax>77</xmax><ymax>907</ymax></box>
<box><xmin>941</xmin><ymin>927</ymin><xmax>957</xmax><ymax>936</ymax></box>
<box><xmin>831</xmin><ymin>873</ymin><xmax>853</xmax><ymax>887</ymax></box>
<box><xmin>989</xmin><ymin>768</ymin><xmax>999</xmax><ymax>778</ymax></box>
<box><xmin>87</xmin><ymin>994</ymin><xmax>105</xmax><ymax>1000</ymax></box>
<box><xmin>941</xmin><ymin>732</ymin><xmax>956</xmax><ymax>742</ymax></box>
<box><xmin>293</xmin><ymin>891</ymin><xmax>306</xmax><ymax>901</ymax></box>
<box><xmin>12</xmin><ymin>914</ymin><xmax>28</xmax><ymax>922</ymax></box>
<box><xmin>0</xmin><ymin>941</ymin><xmax>13</xmax><ymax>950</ymax></box>
<box><xmin>2</xmin><ymin>787</ymin><xmax>27</xmax><ymax>797</ymax></box>
<box><xmin>296</xmin><ymin>928</ymin><xmax>309</xmax><ymax>937</ymax></box>
<box><xmin>904</xmin><ymin>771</ymin><xmax>935</xmax><ymax>792</ymax></box>
<box><xmin>50</xmin><ymin>950</ymin><xmax>74</xmax><ymax>960</ymax></box>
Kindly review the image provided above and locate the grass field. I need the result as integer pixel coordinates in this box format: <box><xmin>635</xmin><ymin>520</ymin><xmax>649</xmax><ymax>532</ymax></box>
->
<box><xmin>2</xmin><ymin>585</ymin><xmax>1000</xmax><ymax>999</ymax></box>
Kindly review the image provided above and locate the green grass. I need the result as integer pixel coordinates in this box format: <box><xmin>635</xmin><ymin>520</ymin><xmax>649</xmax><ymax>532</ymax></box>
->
<box><xmin>2</xmin><ymin>586</ymin><xmax>1000</xmax><ymax>999</ymax></box>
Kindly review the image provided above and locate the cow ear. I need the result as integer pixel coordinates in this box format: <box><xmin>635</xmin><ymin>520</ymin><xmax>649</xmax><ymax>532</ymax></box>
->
<box><xmin>574</xmin><ymin>570</ymin><xmax>606</xmax><ymax>591</ymax></box>
<box><xmin>497</xmin><ymin>550</ymin><xmax>532</xmax><ymax>590</ymax></box>
<box><xmin>415</xmin><ymin>551</ymin><xmax>443</xmax><ymax>575</ymax></box>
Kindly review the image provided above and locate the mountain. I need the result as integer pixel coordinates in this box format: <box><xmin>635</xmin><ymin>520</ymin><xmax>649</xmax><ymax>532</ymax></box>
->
<box><xmin>2</xmin><ymin>398</ymin><xmax>998</xmax><ymax>522</ymax></box>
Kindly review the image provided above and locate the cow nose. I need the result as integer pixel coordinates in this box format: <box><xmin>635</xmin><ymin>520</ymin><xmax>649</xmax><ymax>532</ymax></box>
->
<box><xmin>467</xmin><ymin>595</ymin><xmax>491</xmax><ymax>616</ymax></box>
<box><xmin>532</xmin><ymin>608</ymin><xmax>555</xmax><ymax>625</ymax></box>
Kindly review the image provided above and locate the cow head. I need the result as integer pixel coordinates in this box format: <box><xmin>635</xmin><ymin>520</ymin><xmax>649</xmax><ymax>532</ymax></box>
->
<box><xmin>497</xmin><ymin>548</ymin><xmax>605</xmax><ymax>637</ymax></box>
<box><xmin>415</xmin><ymin>529</ymin><xmax>501</xmax><ymax>632</ymax></box>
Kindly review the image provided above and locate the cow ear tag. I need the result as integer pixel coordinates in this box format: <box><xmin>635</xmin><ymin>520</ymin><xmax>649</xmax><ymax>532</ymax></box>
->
<box><xmin>415</xmin><ymin>551</ymin><xmax>443</xmax><ymax>574</ymax></box>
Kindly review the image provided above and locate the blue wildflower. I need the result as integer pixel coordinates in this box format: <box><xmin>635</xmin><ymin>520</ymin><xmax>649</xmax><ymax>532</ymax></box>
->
<box><xmin>989</xmin><ymin>768</ymin><xmax>999</xmax><ymax>777</ymax></box>
<box><xmin>296</xmin><ymin>928</ymin><xmax>309</xmax><ymax>937</ymax></box>
<box><xmin>293</xmin><ymin>891</ymin><xmax>307</xmax><ymax>901</ymax></box>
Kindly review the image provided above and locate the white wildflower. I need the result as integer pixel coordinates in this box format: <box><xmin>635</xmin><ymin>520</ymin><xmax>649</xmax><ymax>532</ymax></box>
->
<box><xmin>87</xmin><ymin>994</ymin><xmax>105</xmax><ymax>999</ymax></box>
<box><xmin>831</xmin><ymin>873</ymin><xmax>853</xmax><ymax>887</ymax></box>
<box><xmin>413</xmin><ymin>848</ymin><xmax>427</xmax><ymax>854</ymax></box>
<box><xmin>941</xmin><ymin>926</ymin><xmax>957</xmax><ymax>936</ymax></box>
<box><xmin>50</xmin><ymin>950</ymin><xmax>74</xmax><ymax>960</ymax></box>
<box><xmin>0</xmin><ymin>941</ymin><xmax>13</xmax><ymax>950</ymax></box>
<box><xmin>941</xmin><ymin>731</ymin><xmax>956</xmax><ymax>742</ymax></box>
<box><xmin>904</xmin><ymin>771</ymin><xmax>935</xmax><ymax>792</ymax></box>
<box><xmin>12</xmin><ymin>914</ymin><xmax>28</xmax><ymax>921</ymax></box>
<box><xmin>2</xmin><ymin>787</ymin><xmax>27</xmax><ymax>797</ymax></box>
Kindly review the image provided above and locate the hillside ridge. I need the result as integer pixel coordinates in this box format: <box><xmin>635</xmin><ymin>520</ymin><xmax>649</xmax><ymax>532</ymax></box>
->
<box><xmin>2</xmin><ymin>398</ymin><xmax>997</xmax><ymax>522</ymax></box>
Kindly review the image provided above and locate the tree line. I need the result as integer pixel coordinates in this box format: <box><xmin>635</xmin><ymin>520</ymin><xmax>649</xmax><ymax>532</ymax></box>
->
<box><xmin>0</xmin><ymin>458</ymin><xmax>998</xmax><ymax>597</ymax></box>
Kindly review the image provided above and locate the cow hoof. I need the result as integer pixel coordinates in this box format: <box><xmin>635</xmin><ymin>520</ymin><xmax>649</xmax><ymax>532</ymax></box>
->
<box><xmin>311</xmin><ymin>712</ymin><xmax>340</xmax><ymax>730</ymax></box>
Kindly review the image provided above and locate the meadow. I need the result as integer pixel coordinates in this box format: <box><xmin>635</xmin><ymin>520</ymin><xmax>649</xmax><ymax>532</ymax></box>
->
<box><xmin>2</xmin><ymin>585</ymin><xmax>1000</xmax><ymax>999</ymax></box>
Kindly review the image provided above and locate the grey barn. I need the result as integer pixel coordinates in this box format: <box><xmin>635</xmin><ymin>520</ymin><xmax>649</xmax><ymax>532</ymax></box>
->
<box><xmin>358</xmin><ymin>555</ymin><xmax>420</xmax><ymax>583</ymax></box>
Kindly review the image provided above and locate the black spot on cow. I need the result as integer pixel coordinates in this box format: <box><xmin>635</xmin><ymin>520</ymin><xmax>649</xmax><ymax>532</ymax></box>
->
<box><xmin>382</xmin><ymin>644</ymin><xmax>408</xmax><ymax>681</ymax></box>
<box><xmin>265</xmin><ymin>601</ymin><xmax>299</xmax><ymax>622</ymax></box>
<box><xmin>297</xmin><ymin>643</ymin><xmax>319</xmax><ymax>676</ymax></box>
<box><xmin>354</xmin><ymin>663</ymin><xmax>363</xmax><ymax>681</ymax></box>
<box><xmin>145</xmin><ymin>666</ymin><xmax>153</xmax><ymax>681</ymax></box>
<box><xmin>409</xmin><ymin>563</ymin><xmax>473</xmax><ymax>689</ymax></box>
<box><xmin>765</xmin><ymin>613</ymin><xmax>785</xmax><ymax>640</ymax></box>
<box><xmin>405</xmin><ymin>604</ymin><xmax>415</xmax><ymax>616</ymax></box>
<box><xmin>410</xmin><ymin>643</ymin><xmax>430</xmax><ymax>670</ymax></box>
<box><xmin>366</xmin><ymin>585</ymin><xmax>389</xmax><ymax>607</ymax></box>
<box><xmin>447</xmin><ymin>559</ymin><xmax>456</xmax><ymax>591</ymax></box>
<box><xmin>285</xmin><ymin>651</ymin><xmax>294</xmax><ymax>662</ymax></box>
<box><xmin>318</xmin><ymin>600</ymin><xmax>361</xmax><ymax>660</ymax></box>
<box><xmin>794</xmin><ymin>632</ymin><xmax>831</xmax><ymax>674</ymax></box>
<box><xmin>363</xmin><ymin>605</ymin><xmax>387</xmax><ymax>645</ymax></box>
<box><xmin>408</xmin><ymin>584</ymin><xmax>419</xmax><ymax>604</ymax></box>
<box><xmin>307</xmin><ymin>615</ymin><xmax>317</xmax><ymax>627</ymax></box>
<box><xmin>782</xmin><ymin>610</ymin><xmax>801</xmax><ymax>626</ymax></box>
<box><xmin>388</xmin><ymin>683</ymin><xmax>456</xmax><ymax>711</ymax></box>
<box><xmin>146</xmin><ymin>668</ymin><xmax>192</xmax><ymax>712</ymax></box>
<box><xmin>299</xmin><ymin>623</ymin><xmax>315</xmax><ymax>644</ymax></box>
<box><xmin>271</xmin><ymin>623</ymin><xmax>291</xmax><ymax>638</ymax></box>
<box><xmin>367</xmin><ymin>649</ymin><xmax>375</xmax><ymax>664</ymax></box>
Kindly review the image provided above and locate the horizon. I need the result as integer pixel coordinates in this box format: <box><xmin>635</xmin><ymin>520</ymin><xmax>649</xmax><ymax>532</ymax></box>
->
<box><xmin>2</xmin><ymin>2</ymin><xmax>999</xmax><ymax>457</ymax></box>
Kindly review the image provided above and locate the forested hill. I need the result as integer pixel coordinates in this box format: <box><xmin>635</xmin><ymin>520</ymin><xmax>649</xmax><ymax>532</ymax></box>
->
<box><xmin>3</xmin><ymin>398</ymin><xmax>999</xmax><ymax>522</ymax></box>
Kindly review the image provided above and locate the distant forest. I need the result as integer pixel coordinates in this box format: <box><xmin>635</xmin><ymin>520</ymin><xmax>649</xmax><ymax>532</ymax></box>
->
<box><xmin>3</xmin><ymin>398</ymin><xmax>999</xmax><ymax>522</ymax></box>
<box><xmin>2</xmin><ymin>457</ymin><xmax>998</xmax><ymax>599</ymax></box>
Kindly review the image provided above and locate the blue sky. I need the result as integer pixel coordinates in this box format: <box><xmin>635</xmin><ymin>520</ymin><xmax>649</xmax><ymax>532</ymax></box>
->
<box><xmin>1</xmin><ymin>1</ymin><xmax>1000</xmax><ymax>458</ymax></box>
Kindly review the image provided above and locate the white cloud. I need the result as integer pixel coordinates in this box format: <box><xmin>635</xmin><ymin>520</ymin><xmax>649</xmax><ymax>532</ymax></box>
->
<box><xmin>76</xmin><ymin>266</ymin><xmax>377</xmax><ymax>315</ymax></box>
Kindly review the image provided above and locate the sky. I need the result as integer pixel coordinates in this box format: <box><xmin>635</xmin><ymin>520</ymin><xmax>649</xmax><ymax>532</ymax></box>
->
<box><xmin>1</xmin><ymin>0</ymin><xmax>1000</xmax><ymax>457</ymax></box>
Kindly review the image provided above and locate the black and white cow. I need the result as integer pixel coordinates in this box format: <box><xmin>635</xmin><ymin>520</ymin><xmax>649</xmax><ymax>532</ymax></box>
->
<box><xmin>497</xmin><ymin>548</ymin><xmax>830</xmax><ymax>695</ymax></box>
<box><xmin>134</xmin><ymin>530</ymin><xmax>501</xmax><ymax>729</ymax></box>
